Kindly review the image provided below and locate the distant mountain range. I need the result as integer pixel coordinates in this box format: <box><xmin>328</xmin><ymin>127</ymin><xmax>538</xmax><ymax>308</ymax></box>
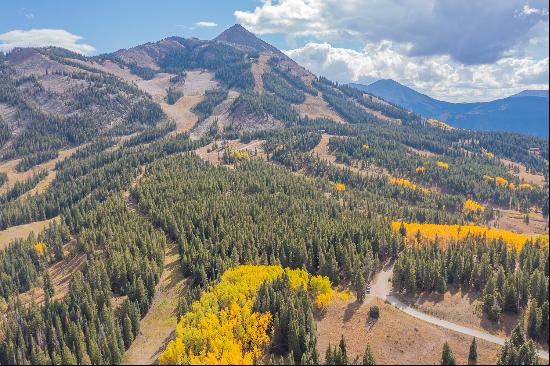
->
<box><xmin>350</xmin><ymin>80</ymin><xmax>549</xmax><ymax>138</ymax></box>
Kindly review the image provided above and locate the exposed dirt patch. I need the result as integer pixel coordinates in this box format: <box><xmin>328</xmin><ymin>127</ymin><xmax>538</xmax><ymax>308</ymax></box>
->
<box><xmin>180</xmin><ymin>70</ymin><xmax>218</xmax><ymax>96</ymax></box>
<box><xmin>295</xmin><ymin>94</ymin><xmax>347</xmax><ymax>124</ymax></box>
<box><xmin>489</xmin><ymin>208</ymin><xmax>548</xmax><ymax>235</ymax></box>
<box><xmin>0</xmin><ymin>145</ymin><xmax>80</xmax><ymax>195</ymax></box>
<box><xmin>500</xmin><ymin>158</ymin><xmax>546</xmax><ymax>187</ymax></box>
<box><xmin>18</xmin><ymin>249</ymin><xmax>86</xmax><ymax>306</ymax></box>
<box><xmin>162</xmin><ymin>95</ymin><xmax>203</xmax><ymax>135</ymax></box>
<box><xmin>397</xmin><ymin>289</ymin><xmax>519</xmax><ymax>341</ymax></box>
<box><xmin>123</xmin><ymin>242</ymin><xmax>187</xmax><ymax>365</ymax></box>
<box><xmin>191</xmin><ymin>90</ymin><xmax>240</xmax><ymax>140</ymax></box>
<box><xmin>136</xmin><ymin>73</ymin><xmax>173</xmax><ymax>101</ymax></box>
<box><xmin>356</xmin><ymin>101</ymin><xmax>401</xmax><ymax>124</ymax></box>
<box><xmin>251</xmin><ymin>53</ymin><xmax>271</xmax><ymax>93</ymax></box>
<box><xmin>316</xmin><ymin>297</ymin><xmax>501</xmax><ymax>365</ymax></box>
<box><xmin>408</xmin><ymin>146</ymin><xmax>438</xmax><ymax>158</ymax></box>
<box><xmin>194</xmin><ymin>139</ymin><xmax>266</xmax><ymax>166</ymax></box>
<box><xmin>312</xmin><ymin>134</ymin><xmax>389</xmax><ymax>178</ymax></box>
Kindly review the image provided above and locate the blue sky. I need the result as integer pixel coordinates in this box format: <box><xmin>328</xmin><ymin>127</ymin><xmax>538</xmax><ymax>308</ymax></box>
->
<box><xmin>1</xmin><ymin>0</ymin><xmax>548</xmax><ymax>102</ymax></box>
<box><xmin>0</xmin><ymin>0</ymin><xmax>277</xmax><ymax>54</ymax></box>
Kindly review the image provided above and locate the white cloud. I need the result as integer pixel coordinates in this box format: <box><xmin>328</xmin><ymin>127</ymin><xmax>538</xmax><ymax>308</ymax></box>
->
<box><xmin>236</xmin><ymin>0</ymin><xmax>549</xmax><ymax>64</ymax></box>
<box><xmin>285</xmin><ymin>41</ymin><xmax>549</xmax><ymax>102</ymax></box>
<box><xmin>195</xmin><ymin>21</ymin><xmax>218</xmax><ymax>28</ymax></box>
<box><xmin>521</xmin><ymin>4</ymin><xmax>549</xmax><ymax>16</ymax></box>
<box><xmin>0</xmin><ymin>29</ymin><xmax>95</xmax><ymax>55</ymax></box>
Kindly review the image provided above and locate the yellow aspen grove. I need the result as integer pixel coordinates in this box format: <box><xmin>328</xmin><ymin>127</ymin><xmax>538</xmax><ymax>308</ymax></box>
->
<box><xmin>518</xmin><ymin>183</ymin><xmax>532</xmax><ymax>189</ymax></box>
<box><xmin>392</xmin><ymin>222</ymin><xmax>549</xmax><ymax>251</ymax></box>
<box><xmin>415</xmin><ymin>166</ymin><xmax>426</xmax><ymax>174</ymax></box>
<box><xmin>389</xmin><ymin>177</ymin><xmax>429</xmax><ymax>193</ymax></box>
<box><xmin>495</xmin><ymin>176</ymin><xmax>509</xmax><ymax>187</ymax></box>
<box><xmin>436</xmin><ymin>161</ymin><xmax>449</xmax><ymax>169</ymax></box>
<box><xmin>34</xmin><ymin>242</ymin><xmax>46</xmax><ymax>256</ymax></box>
<box><xmin>231</xmin><ymin>150</ymin><xmax>250</xmax><ymax>159</ymax></box>
<box><xmin>362</xmin><ymin>143</ymin><xmax>370</xmax><ymax>150</ymax></box>
<box><xmin>428</xmin><ymin>119</ymin><xmax>454</xmax><ymax>130</ymax></box>
<box><xmin>484</xmin><ymin>151</ymin><xmax>495</xmax><ymax>159</ymax></box>
<box><xmin>334</xmin><ymin>183</ymin><xmax>346</xmax><ymax>191</ymax></box>
<box><xmin>463</xmin><ymin>199</ymin><xmax>485</xmax><ymax>213</ymax></box>
<box><xmin>159</xmin><ymin>265</ymin><xmax>335</xmax><ymax>365</ymax></box>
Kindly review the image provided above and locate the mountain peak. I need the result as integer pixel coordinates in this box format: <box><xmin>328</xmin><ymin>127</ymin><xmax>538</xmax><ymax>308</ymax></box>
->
<box><xmin>215</xmin><ymin>24</ymin><xmax>280</xmax><ymax>54</ymax></box>
<box><xmin>511</xmin><ymin>90</ymin><xmax>549</xmax><ymax>99</ymax></box>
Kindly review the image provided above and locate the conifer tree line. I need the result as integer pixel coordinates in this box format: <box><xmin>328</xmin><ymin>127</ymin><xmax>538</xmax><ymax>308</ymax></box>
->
<box><xmin>268</xmin><ymin>57</ymin><xmax>318</xmax><ymax>96</ymax></box>
<box><xmin>192</xmin><ymin>89</ymin><xmax>229</xmax><ymax>121</ymax></box>
<box><xmin>254</xmin><ymin>273</ymin><xmax>319</xmax><ymax>364</ymax></box>
<box><xmin>0</xmin><ymin>133</ymin><xmax>207</xmax><ymax>229</ymax></box>
<box><xmin>0</xmin><ymin>170</ymin><xmax>48</xmax><ymax>204</ymax></box>
<box><xmin>393</xmin><ymin>236</ymin><xmax>549</xmax><ymax>342</ymax></box>
<box><xmin>15</xmin><ymin>151</ymin><xmax>59</xmax><ymax>172</ymax></box>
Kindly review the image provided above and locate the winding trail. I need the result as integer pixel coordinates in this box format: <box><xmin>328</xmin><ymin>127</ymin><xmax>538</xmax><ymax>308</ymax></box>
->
<box><xmin>369</xmin><ymin>266</ymin><xmax>549</xmax><ymax>361</ymax></box>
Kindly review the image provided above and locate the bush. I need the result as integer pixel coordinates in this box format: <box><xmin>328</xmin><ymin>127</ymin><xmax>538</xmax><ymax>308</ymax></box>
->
<box><xmin>369</xmin><ymin>305</ymin><xmax>380</xmax><ymax>319</ymax></box>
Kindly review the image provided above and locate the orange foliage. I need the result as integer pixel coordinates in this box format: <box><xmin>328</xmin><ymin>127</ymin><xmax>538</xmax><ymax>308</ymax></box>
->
<box><xmin>436</xmin><ymin>161</ymin><xmax>449</xmax><ymax>169</ymax></box>
<box><xmin>362</xmin><ymin>143</ymin><xmax>370</xmax><ymax>150</ymax></box>
<box><xmin>415</xmin><ymin>166</ymin><xmax>426</xmax><ymax>174</ymax></box>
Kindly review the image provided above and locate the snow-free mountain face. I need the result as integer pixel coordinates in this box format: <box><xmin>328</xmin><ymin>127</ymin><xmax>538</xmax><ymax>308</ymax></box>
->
<box><xmin>351</xmin><ymin>80</ymin><xmax>549</xmax><ymax>138</ymax></box>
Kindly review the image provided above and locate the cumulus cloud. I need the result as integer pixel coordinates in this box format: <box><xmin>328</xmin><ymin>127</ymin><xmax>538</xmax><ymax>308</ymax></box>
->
<box><xmin>236</xmin><ymin>0</ymin><xmax>549</xmax><ymax>65</ymax></box>
<box><xmin>285</xmin><ymin>41</ymin><xmax>549</xmax><ymax>102</ymax></box>
<box><xmin>195</xmin><ymin>21</ymin><xmax>218</xmax><ymax>28</ymax></box>
<box><xmin>0</xmin><ymin>29</ymin><xmax>95</xmax><ymax>55</ymax></box>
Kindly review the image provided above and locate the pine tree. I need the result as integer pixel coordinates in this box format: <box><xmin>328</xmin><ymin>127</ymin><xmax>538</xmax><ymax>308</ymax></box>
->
<box><xmin>362</xmin><ymin>343</ymin><xmax>376</xmax><ymax>365</ymax></box>
<box><xmin>122</xmin><ymin>314</ymin><xmax>134</xmax><ymax>348</ymax></box>
<box><xmin>468</xmin><ymin>338</ymin><xmax>477</xmax><ymax>364</ymax></box>
<box><xmin>338</xmin><ymin>336</ymin><xmax>349</xmax><ymax>365</ymax></box>
<box><xmin>354</xmin><ymin>270</ymin><xmax>367</xmax><ymax>303</ymax></box>
<box><xmin>325</xmin><ymin>344</ymin><xmax>334</xmax><ymax>365</ymax></box>
<box><xmin>441</xmin><ymin>341</ymin><xmax>456</xmax><ymax>365</ymax></box>
<box><xmin>61</xmin><ymin>345</ymin><xmax>78</xmax><ymax>365</ymax></box>
<box><xmin>526</xmin><ymin>299</ymin><xmax>541</xmax><ymax>339</ymax></box>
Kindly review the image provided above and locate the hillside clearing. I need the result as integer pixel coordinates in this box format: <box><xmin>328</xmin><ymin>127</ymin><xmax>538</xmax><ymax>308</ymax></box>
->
<box><xmin>162</xmin><ymin>95</ymin><xmax>203</xmax><ymax>134</ymax></box>
<box><xmin>316</xmin><ymin>297</ymin><xmax>501</xmax><ymax>365</ymax></box>
<box><xmin>123</xmin><ymin>242</ymin><xmax>187</xmax><ymax>365</ymax></box>
<box><xmin>500</xmin><ymin>158</ymin><xmax>546</xmax><ymax>187</ymax></box>
<box><xmin>295</xmin><ymin>94</ymin><xmax>347</xmax><ymax>124</ymax></box>
<box><xmin>0</xmin><ymin>145</ymin><xmax>80</xmax><ymax>195</ymax></box>
<box><xmin>312</xmin><ymin>134</ymin><xmax>389</xmax><ymax>178</ymax></box>
<box><xmin>0</xmin><ymin>217</ymin><xmax>58</xmax><ymax>251</ymax></box>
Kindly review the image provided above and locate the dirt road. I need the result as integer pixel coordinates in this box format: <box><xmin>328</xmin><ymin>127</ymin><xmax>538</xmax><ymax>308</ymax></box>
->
<box><xmin>369</xmin><ymin>266</ymin><xmax>549</xmax><ymax>361</ymax></box>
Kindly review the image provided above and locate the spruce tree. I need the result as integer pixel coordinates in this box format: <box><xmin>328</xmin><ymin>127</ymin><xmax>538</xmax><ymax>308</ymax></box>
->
<box><xmin>441</xmin><ymin>341</ymin><xmax>456</xmax><ymax>365</ymax></box>
<box><xmin>362</xmin><ymin>343</ymin><xmax>376</xmax><ymax>365</ymax></box>
<box><xmin>468</xmin><ymin>338</ymin><xmax>477</xmax><ymax>364</ymax></box>
<box><xmin>526</xmin><ymin>299</ymin><xmax>541</xmax><ymax>339</ymax></box>
<box><xmin>354</xmin><ymin>270</ymin><xmax>367</xmax><ymax>303</ymax></box>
